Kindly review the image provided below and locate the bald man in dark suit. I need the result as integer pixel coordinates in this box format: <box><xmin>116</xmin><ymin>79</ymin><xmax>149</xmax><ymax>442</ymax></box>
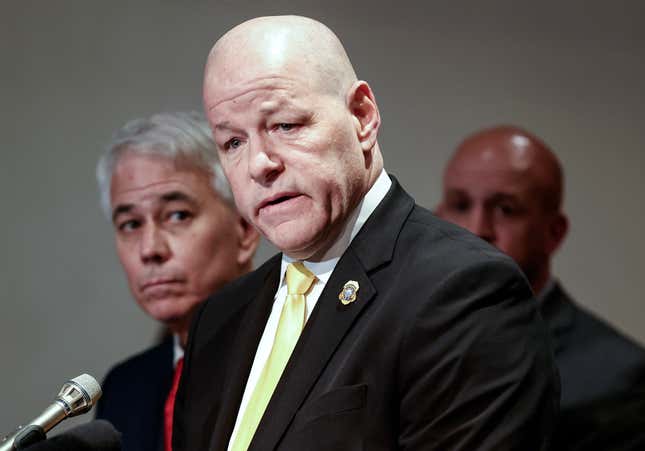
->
<box><xmin>173</xmin><ymin>17</ymin><xmax>559</xmax><ymax>451</ymax></box>
<box><xmin>437</xmin><ymin>125</ymin><xmax>645</xmax><ymax>450</ymax></box>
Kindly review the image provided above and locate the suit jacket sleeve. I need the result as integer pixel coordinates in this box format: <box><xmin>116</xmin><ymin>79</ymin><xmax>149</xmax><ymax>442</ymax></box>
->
<box><xmin>397</xmin><ymin>259</ymin><xmax>558</xmax><ymax>450</ymax></box>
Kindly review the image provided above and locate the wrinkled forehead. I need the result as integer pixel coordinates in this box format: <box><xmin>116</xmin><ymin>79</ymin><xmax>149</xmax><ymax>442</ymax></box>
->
<box><xmin>205</xmin><ymin>57</ymin><xmax>328</xmax><ymax>109</ymax></box>
<box><xmin>111</xmin><ymin>153</ymin><xmax>210</xmax><ymax>199</ymax></box>
<box><xmin>205</xmin><ymin>74</ymin><xmax>317</xmax><ymax>112</ymax></box>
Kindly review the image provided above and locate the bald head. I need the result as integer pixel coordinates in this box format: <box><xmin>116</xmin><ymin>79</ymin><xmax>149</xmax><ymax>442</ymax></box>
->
<box><xmin>201</xmin><ymin>16</ymin><xmax>382</xmax><ymax>261</ymax></box>
<box><xmin>205</xmin><ymin>16</ymin><xmax>358</xmax><ymax>105</ymax></box>
<box><xmin>448</xmin><ymin>126</ymin><xmax>564</xmax><ymax>213</ymax></box>
<box><xmin>437</xmin><ymin>125</ymin><xmax>568</xmax><ymax>294</ymax></box>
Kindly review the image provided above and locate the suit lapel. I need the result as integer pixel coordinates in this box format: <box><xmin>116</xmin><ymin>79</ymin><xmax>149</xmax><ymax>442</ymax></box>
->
<box><xmin>249</xmin><ymin>176</ymin><xmax>415</xmax><ymax>450</ymax></box>
<box><xmin>249</xmin><ymin>249</ymin><xmax>376</xmax><ymax>450</ymax></box>
<box><xmin>209</xmin><ymin>256</ymin><xmax>281</xmax><ymax>451</ymax></box>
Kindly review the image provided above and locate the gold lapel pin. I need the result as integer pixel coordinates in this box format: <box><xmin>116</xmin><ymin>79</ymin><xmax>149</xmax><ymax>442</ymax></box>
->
<box><xmin>339</xmin><ymin>280</ymin><xmax>359</xmax><ymax>305</ymax></box>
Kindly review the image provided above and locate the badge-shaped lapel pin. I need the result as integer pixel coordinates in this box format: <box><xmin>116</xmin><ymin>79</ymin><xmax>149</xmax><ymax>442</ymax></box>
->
<box><xmin>339</xmin><ymin>280</ymin><xmax>359</xmax><ymax>305</ymax></box>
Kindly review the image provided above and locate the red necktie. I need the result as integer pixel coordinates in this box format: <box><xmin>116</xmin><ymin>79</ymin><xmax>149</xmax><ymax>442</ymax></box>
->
<box><xmin>164</xmin><ymin>357</ymin><xmax>184</xmax><ymax>451</ymax></box>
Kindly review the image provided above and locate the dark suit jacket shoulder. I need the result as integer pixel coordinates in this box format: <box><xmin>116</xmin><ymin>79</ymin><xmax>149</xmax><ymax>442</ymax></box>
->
<box><xmin>96</xmin><ymin>338</ymin><xmax>174</xmax><ymax>451</ymax></box>
<box><xmin>540</xmin><ymin>283</ymin><xmax>645</xmax><ymax>409</ymax></box>
<box><xmin>174</xmin><ymin>178</ymin><xmax>558</xmax><ymax>451</ymax></box>
<box><xmin>542</xmin><ymin>284</ymin><xmax>645</xmax><ymax>450</ymax></box>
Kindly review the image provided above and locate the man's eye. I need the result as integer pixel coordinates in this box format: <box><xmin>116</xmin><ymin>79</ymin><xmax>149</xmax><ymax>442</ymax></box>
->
<box><xmin>224</xmin><ymin>137</ymin><xmax>243</xmax><ymax>150</ymax></box>
<box><xmin>274</xmin><ymin>123</ymin><xmax>300</xmax><ymax>132</ymax></box>
<box><xmin>118</xmin><ymin>220</ymin><xmax>140</xmax><ymax>232</ymax></box>
<box><xmin>496</xmin><ymin>204</ymin><xmax>516</xmax><ymax>216</ymax></box>
<box><xmin>449</xmin><ymin>200</ymin><xmax>470</xmax><ymax>213</ymax></box>
<box><xmin>168</xmin><ymin>211</ymin><xmax>192</xmax><ymax>222</ymax></box>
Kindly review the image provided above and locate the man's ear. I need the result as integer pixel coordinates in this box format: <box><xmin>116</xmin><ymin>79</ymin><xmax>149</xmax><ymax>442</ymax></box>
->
<box><xmin>236</xmin><ymin>216</ymin><xmax>261</xmax><ymax>268</ymax></box>
<box><xmin>347</xmin><ymin>80</ymin><xmax>380</xmax><ymax>151</ymax></box>
<box><xmin>547</xmin><ymin>212</ymin><xmax>569</xmax><ymax>254</ymax></box>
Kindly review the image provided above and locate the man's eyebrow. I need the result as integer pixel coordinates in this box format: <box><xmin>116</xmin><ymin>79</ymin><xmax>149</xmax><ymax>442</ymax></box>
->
<box><xmin>112</xmin><ymin>204</ymin><xmax>133</xmax><ymax>223</ymax></box>
<box><xmin>214</xmin><ymin>121</ymin><xmax>233</xmax><ymax>131</ymax></box>
<box><xmin>489</xmin><ymin>192</ymin><xmax>521</xmax><ymax>204</ymax></box>
<box><xmin>160</xmin><ymin>190</ymin><xmax>199</xmax><ymax>206</ymax></box>
<box><xmin>445</xmin><ymin>188</ymin><xmax>468</xmax><ymax>197</ymax></box>
<box><xmin>259</xmin><ymin>103</ymin><xmax>279</xmax><ymax>114</ymax></box>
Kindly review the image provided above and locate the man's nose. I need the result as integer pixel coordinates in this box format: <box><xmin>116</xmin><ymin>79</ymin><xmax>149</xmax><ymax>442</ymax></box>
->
<box><xmin>248</xmin><ymin>134</ymin><xmax>284</xmax><ymax>185</ymax></box>
<box><xmin>140</xmin><ymin>225</ymin><xmax>171</xmax><ymax>264</ymax></box>
<box><xmin>469</xmin><ymin>209</ymin><xmax>495</xmax><ymax>243</ymax></box>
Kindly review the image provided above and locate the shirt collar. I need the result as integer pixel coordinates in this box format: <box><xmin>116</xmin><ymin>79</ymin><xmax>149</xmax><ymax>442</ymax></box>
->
<box><xmin>537</xmin><ymin>277</ymin><xmax>557</xmax><ymax>302</ymax></box>
<box><xmin>173</xmin><ymin>334</ymin><xmax>184</xmax><ymax>367</ymax></box>
<box><xmin>279</xmin><ymin>169</ymin><xmax>391</xmax><ymax>283</ymax></box>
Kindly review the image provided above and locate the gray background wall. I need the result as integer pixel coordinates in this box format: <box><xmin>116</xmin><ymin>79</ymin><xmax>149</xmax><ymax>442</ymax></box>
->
<box><xmin>1</xmin><ymin>0</ymin><xmax>643</xmax><ymax>433</ymax></box>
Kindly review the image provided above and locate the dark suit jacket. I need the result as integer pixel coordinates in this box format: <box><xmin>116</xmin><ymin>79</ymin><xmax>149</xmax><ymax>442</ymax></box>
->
<box><xmin>541</xmin><ymin>283</ymin><xmax>645</xmax><ymax>450</ymax></box>
<box><xmin>96</xmin><ymin>338</ymin><xmax>174</xmax><ymax>451</ymax></box>
<box><xmin>173</xmin><ymin>178</ymin><xmax>559</xmax><ymax>450</ymax></box>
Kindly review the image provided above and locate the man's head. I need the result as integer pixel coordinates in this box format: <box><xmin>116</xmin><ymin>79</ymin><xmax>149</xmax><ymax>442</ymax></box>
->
<box><xmin>203</xmin><ymin>15</ymin><xmax>383</xmax><ymax>261</ymax></box>
<box><xmin>97</xmin><ymin>112</ymin><xmax>260</xmax><ymax>344</ymax></box>
<box><xmin>436</xmin><ymin>125</ymin><xmax>568</xmax><ymax>294</ymax></box>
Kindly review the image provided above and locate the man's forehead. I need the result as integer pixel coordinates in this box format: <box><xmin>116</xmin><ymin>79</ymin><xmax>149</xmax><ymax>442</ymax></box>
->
<box><xmin>112</xmin><ymin>153</ymin><xmax>208</xmax><ymax>186</ymax></box>
<box><xmin>444</xmin><ymin>164</ymin><xmax>533</xmax><ymax>198</ymax></box>
<box><xmin>206</xmin><ymin>83</ymin><xmax>315</xmax><ymax>133</ymax></box>
<box><xmin>110</xmin><ymin>157</ymin><xmax>210</xmax><ymax>212</ymax></box>
<box><xmin>205</xmin><ymin>15</ymin><xmax>355</xmax><ymax>108</ymax></box>
<box><xmin>446</xmin><ymin>159</ymin><xmax>528</xmax><ymax>182</ymax></box>
<box><xmin>112</xmin><ymin>178</ymin><xmax>196</xmax><ymax>198</ymax></box>
<box><xmin>111</xmin><ymin>181</ymin><xmax>200</xmax><ymax>209</ymax></box>
<box><xmin>205</xmin><ymin>69</ymin><xmax>317</xmax><ymax>109</ymax></box>
<box><xmin>208</xmin><ymin>17</ymin><xmax>327</xmax><ymax>78</ymax></box>
<box><xmin>209</xmin><ymin>82</ymin><xmax>293</xmax><ymax>109</ymax></box>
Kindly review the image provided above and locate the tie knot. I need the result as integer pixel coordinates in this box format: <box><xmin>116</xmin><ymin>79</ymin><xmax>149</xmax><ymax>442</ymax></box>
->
<box><xmin>286</xmin><ymin>262</ymin><xmax>316</xmax><ymax>295</ymax></box>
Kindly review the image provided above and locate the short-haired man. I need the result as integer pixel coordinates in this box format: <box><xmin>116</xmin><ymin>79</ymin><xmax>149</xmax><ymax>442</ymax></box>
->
<box><xmin>95</xmin><ymin>112</ymin><xmax>260</xmax><ymax>451</ymax></box>
<box><xmin>173</xmin><ymin>17</ymin><xmax>558</xmax><ymax>450</ymax></box>
<box><xmin>437</xmin><ymin>125</ymin><xmax>645</xmax><ymax>450</ymax></box>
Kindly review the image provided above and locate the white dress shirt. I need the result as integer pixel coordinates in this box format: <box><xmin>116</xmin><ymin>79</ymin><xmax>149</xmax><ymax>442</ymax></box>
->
<box><xmin>173</xmin><ymin>334</ymin><xmax>184</xmax><ymax>367</ymax></box>
<box><xmin>227</xmin><ymin>170</ymin><xmax>391</xmax><ymax>448</ymax></box>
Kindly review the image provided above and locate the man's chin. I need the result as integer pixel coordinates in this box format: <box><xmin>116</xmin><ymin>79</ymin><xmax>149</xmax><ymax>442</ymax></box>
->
<box><xmin>263</xmin><ymin>219</ymin><xmax>339</xmax><ymax>260</ymax></box>
<box><xmin>272</xmin><ymin>235</ymin><xmax>328</xmax><ymax>261</ymax></box>
<box><xmin>140</xmin><ymin>299</ymin><xmax>189</xmax><ymax>323</ymax></box>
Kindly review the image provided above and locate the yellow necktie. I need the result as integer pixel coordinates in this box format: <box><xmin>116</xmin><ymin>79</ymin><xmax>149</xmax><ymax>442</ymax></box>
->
<box><xmin>230</xmin><ymin>262</ymin><xmax>316</xmax><ymax>451</ymax></box>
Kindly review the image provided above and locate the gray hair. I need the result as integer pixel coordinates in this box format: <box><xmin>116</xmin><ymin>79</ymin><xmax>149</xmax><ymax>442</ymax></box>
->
<box><xmin>96</xmin><ymin>111</ymin><xmax>233</xmax><ymax>218</ymax></box>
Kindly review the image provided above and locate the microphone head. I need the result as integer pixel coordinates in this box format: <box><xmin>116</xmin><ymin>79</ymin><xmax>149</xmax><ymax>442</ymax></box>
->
<box><xmin>55</xmin><ymin>374</ymin><xmax>102</xmax><ymax>417</ymax></box>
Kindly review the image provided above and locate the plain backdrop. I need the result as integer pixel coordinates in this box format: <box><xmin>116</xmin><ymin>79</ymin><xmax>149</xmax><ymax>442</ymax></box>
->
<box><xmin>1</xmin><ymin>0</ymin><xmax>643</xmax><ymax>434</ymax></box>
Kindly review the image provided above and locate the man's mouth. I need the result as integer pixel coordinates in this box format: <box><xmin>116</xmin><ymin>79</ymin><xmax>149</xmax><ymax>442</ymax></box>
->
<box><xmin>141</xmin><ymin>278</ymin><xmax>182</xmax><ymax>291</ymax></box>
<box><xmin>256</xmin><ymin>192</ymin><xmax>309</xmax><ymax>222</ymax></box>
<box><xmin>258</xmin><ymin>192</ymin><xmax>302</xmax><ymax>211</ymax></box>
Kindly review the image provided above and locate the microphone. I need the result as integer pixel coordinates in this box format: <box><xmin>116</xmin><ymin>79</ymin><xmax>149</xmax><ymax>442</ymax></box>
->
<box><xmin>0</xmin><ymin>374</ymin><xmax>102</xmax><ymax>451</ymax></box>
<box><xmin>19</xmin><ymin>420</ymin><xmax>120</xmax><ymax>451</ymax></box>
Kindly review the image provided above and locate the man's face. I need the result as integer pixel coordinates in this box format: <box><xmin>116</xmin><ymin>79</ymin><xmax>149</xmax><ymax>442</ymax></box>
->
<box><xmin>205</xmin><ymin>75</ymin><xmax>366</xmax><ymax>260</ymax></box>
<box><xmin>110</xmin><ymin>152</ymin><xmax>249</xmax><ymax>330</ymax></box>
<box><xmin>438</xmin><ymin>155</ymin><xmax>555</xmax><ymax>281</ymax></box>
